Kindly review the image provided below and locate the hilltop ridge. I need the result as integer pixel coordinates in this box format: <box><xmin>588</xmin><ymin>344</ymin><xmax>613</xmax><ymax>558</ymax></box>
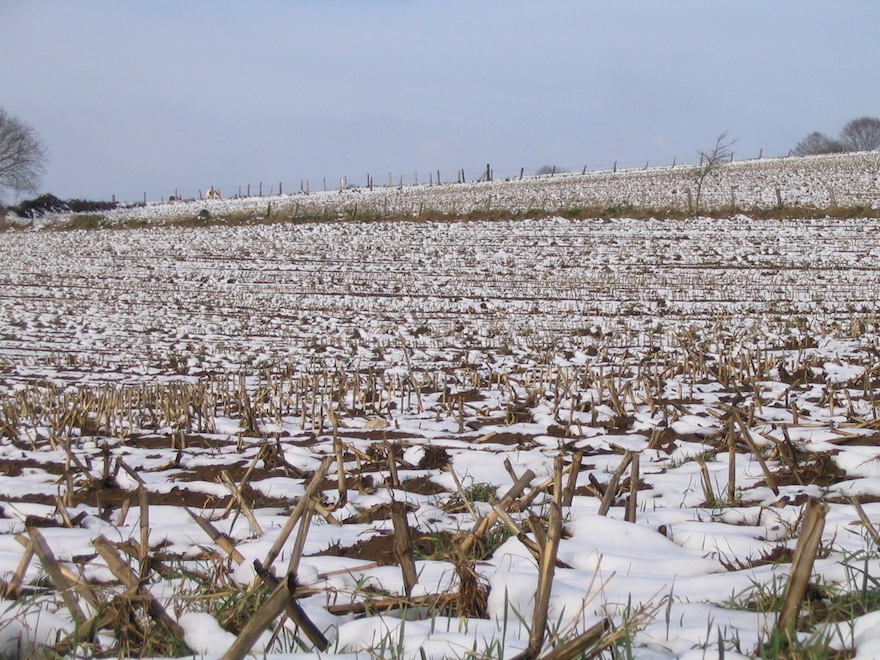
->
<box><xmin>12</xmin><ymin>151</ymin><xmax>880</xmax><ymax>228</ymax></box>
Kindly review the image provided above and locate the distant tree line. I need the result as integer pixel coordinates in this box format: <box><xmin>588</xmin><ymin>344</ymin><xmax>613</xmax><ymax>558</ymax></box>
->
<box><xmin>792</xmin><ymin>116</ymin><xmax>880</xmax><ymax>156</ymax></box>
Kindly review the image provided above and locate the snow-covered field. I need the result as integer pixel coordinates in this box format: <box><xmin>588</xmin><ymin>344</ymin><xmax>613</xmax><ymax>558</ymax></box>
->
<box><xmin>137</xmin><ymin>152</ymin><xmax>879</xmax><ymax>221</ymax></box>
<box><xmin>2</xmin><ymin>157</ymin><xmax>880</xmax><ymax>659</ymax></box>
<box><xmin>17</xmin><ymin>151</ymin><xmax>880</xmax><ymax>229</ymax></box>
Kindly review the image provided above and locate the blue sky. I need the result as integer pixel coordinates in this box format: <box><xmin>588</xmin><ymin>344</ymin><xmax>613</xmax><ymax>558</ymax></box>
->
<box><xmin>2</xmin><ymin>0</ymin><xmax>878</xmax><ymax>202</ymax></box>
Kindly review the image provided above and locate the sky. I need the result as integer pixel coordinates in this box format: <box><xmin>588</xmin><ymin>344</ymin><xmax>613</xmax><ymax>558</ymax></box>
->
<box><xmin>2</xmin><ymin>0</ymin><xmax>879</xmax><ymax>203</ymax></box>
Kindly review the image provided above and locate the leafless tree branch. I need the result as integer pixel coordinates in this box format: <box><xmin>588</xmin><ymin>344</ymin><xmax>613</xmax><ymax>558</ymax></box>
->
<box><xmin>693</xmin><ymin>131</ymin><xmax>736</xmax><ymax>212</ymax></box>
<box><xmin>840</xmin><ymin>116</ymin><xmax>880</xmax><ymax>152</ymax></box>
<box><xmin>0</xmin><ymin>107</ymin><xmax>48</xmax><ymax>200</ymax></box>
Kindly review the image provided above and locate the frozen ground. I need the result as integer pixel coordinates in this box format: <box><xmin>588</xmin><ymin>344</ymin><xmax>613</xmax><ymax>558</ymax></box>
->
<box><xmin>0</xmin><ymin>165</ymin><xmax>880</xmax><ymax>658</ymax></box>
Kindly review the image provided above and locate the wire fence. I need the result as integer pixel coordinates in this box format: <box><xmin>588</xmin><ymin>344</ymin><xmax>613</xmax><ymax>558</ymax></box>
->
<box><xmin>124</xmin><ymin>149</ymin><xmax>775</xmax><ymax>206</ymax></box>
<box><xmin>87</xmin><ymin>149</ymin><xmax>878</xmax><ymax>220</ymax></box>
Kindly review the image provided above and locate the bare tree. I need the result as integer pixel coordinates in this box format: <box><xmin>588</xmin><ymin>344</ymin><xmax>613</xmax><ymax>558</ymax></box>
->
<box><xmin>692</xmin><ymin>132</ymin><xmax>735</xmax><ymax>212</ymax></box>
<box><xmin>0</xmin><ymin>108</ymin><xmax>48</xmax><ymax>201</ymax></box>
<box><xmin>791</xmin><ymin>131</ymin><xmax>846</xmax><ymax>156</ymax></box>
<box><xmin>839</xmin><ymin>116</ymin><xmax>880</xmax><ymax>152</ymax></box>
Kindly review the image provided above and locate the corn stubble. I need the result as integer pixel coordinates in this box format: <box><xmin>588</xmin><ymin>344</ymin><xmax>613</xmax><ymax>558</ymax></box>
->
<box><xmin>3</xmin><ymin>212</ymin><xmax>880</xmax><ymax>657</ymax></box>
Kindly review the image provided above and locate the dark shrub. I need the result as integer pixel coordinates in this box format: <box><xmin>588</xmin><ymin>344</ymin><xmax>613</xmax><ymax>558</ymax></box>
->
<box><xmin>10</xmin><ymin>194</ymin><xmax>118</xmax><ymax>218</ymax></box>
<box><xmin>67</xmin><ymin>199</ymin><xmax>118</xmax><ymax>213</ymax></box>
<box><xmin>11</xmin><ymin>193</ymin><xmax>69</xmax><ymax>218</ymax></box>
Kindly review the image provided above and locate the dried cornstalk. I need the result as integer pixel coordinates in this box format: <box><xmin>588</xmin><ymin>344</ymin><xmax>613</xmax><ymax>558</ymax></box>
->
<box><xmin>117</xmin><ymin>460</ymin><xmax>151</xmax><ymax>577</ymax></box>
<box><xmin>503</xmin><ymin>457</ymin><xmax>521</xmax><ymax>483</ymax></box>
<box><xmin>2</xmin><ymin>538</ymin><xmax>34</xmax><ymax>600</ymax></box>
<box><xmin>286</xmin><ymin>497</ymin><xmax>314</xmax><ymax>575</ymax></box>
<box><xmin>334</xmin><ymin>430</ymin><xmax>347</xmax><ymax>506</ymax></box>
<box><xmin>313</xmin><ymin>500</ymin><xmax>341</xmax><ymax>525</ymax></box>
<box><xmin>586</xmin><ymin>474</ymin><xmax>605</xmax><ymax>498</ymax></box>
<box><xmin>186</xmin><ymin>508</ymin><xmax>246</xmax><ymax>565</ymax></box>
<box><xmin>731</xmin><ymin>410</ymin><xmax>779</xmax><ymax>495</ymax></box>
<box><xmin>391</xmin><ymin>503</ymin><xmax>418</xmax><ymax>597</ymax></box>
<box><xmin>624</xmin><ymin>453</ymin><xmax>640</xmax><ymax>523</ymax></box>
<box><xmin>529</xmin><ymin>515</ymin><xmax>548</xmax><ymax>549</ymax></box>
<box><xmin>220</xmin><ymin>470</ymin><xmax>264</xmax><ymax>537</ymax></box>
<box><xmin>524</xmin><ymin>501</ymin><xmax>563</xmax><ymax>659</ymax></box>
<box><xmin>92</xmin><ymin>535</ymin><xmax>189</xmax><ymax>647</ymax></box>
<box><xmin>849</xmin><ymin>496</ymin><xmax>880</xmax><ymax>547</ymax></box>
<box><xmin>386</xmin><ymin>442</ymin><xmax>400</xmax><ymax>487</ymax></box>
<box><xmin>251</xmin><ymin>563</ymin><xmax>330</xmax><ymax>652</ymax></box>
<box><xmin>221</xmin><ymin>443</ymin><xmax>275</xmax><ymax>517</ymax></box>
<box><xmin>458</xmin><ymin>469</ymin><xmax>536</xmax><ymax>556</ymax></box>
<box><xmin>727</xmin><ymin>417</ymin><xmax>737</xmax><ymax>503</ymax></box>
<box><xmin>697</xmin><ymin>458</ymin><xmax>716</xmax><ymax>504</ymax></box>
<box><xmin>262</xmin><ymin>458</ymin><xmax>329</xmax><ymax>568</ymax></box>
<box><xmin>25</xmin><ymin>528</ymin><xmax>87</xmax><ymax>623</ymax></box>
<box><xmin>498</xmin><ymin>499</ymin><xmax>571</xmax><ymax>570</ymax></box>
<box><xmin>780</xmin><ymin>426</ymin><xmax>803</xmax><ymax>485</ymax></box>
<box><xmin>325</xmin><ymin>592</ymin><xmax>453</xmax><ymax>616</ymax></box>
<box><xmin>598</xmin><ymin>452</ymin><xmax>633</xmax><ymax>516</ymax></box>
<box><xmin>115</xmin><ymin>498</ymin><xmax>131</xmax><ymax>527</ymax></box>
<box><xmin>536</xmin><ymin>618</ymin><xmax>610</xmax><ymax>660</ymax></box>
<box><xmin>776</xmin><ymin>498</ymin><xmax>827</xmax><ymax>633</ymax></box>
<box><xmin>220</xmin><ymin>572</ymin><xmax>304</xmax><ymax>660</ymax></box>
<box><xmin>54</xmin><ymin>495</ymin><xmax>76</xmax><ymax>528</ymax></box>
<box><xmin>551</xmin><ymin>456</ymin><xmax>565</xmax><ymax>505</ymax></box>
